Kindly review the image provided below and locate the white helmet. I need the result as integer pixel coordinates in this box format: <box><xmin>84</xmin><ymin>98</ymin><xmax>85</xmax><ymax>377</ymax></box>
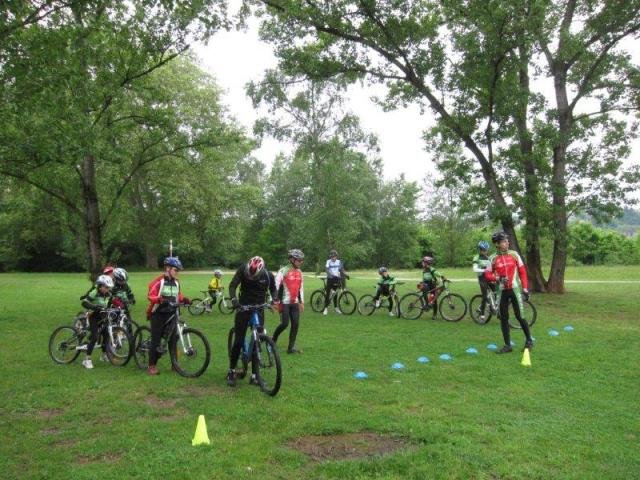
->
<box><xmin>96</xmin><ymin>274</ymin><xmax>114</xmax><ymax>289</ymax></box>
<box><xmin>113</xmin><ymin>267</ymin><xmax>128</xmax><ymax>282</ymax></box>
<box><xmin>213</xmin><ymin>269</ymin><xmax>222</xmax><ymax>277</ymax></box>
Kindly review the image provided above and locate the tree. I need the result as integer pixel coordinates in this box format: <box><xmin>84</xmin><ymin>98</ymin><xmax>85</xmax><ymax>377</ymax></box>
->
<box><xmin>246</xmin><ymin>0</ymin><xmax>640</xmax><ymax>292</ymax></box>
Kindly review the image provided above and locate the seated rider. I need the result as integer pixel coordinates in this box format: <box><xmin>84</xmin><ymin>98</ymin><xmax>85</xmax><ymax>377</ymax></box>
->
<box><xmin>80</xmin><ymin>274</ymin><xmax>114</xmax><ymax>369</ymax></box>
<box><xmin>146</xmin><ymin>257</ymin><xmax>191</xmax><ymax>375</ymax></box>
<box><xmin>111</xmin><ymin>267</ymin><xmax>135</xmax><ymax>313</ymax></box>
<box><xmin>226</xmin><ymin>256</ymin><xmax>278</xmax><ymax>387</ymax></box>
<box><xmin>323</xmin><ymin>249</ymin><xmax>349</xmax><ymax>316</ymax></box>
<box><xmin>373</xmin><ymin>267</ymin><xmax>397</xmax><ymax>316</ymax></box>
<box><xmin>206</xmin><ymin>269</ymin><xmax>224</xmax><ymax>312</ymax></box>
<box><xmin>472</xmin><ymin>241</ymin><xmax>493</xmax><ymax>321</ymax></box>
<box><xmin>420</xmin><ymin>256</ymin><xmax>447</xmax><ymax>318</ymax></box>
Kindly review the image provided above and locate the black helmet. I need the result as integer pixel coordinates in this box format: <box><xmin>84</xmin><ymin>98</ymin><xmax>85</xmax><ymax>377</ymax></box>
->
<box><xmin>491</xmin><ymin>231</ymin><xmax>508</xmax><ymax>244</ymax></box>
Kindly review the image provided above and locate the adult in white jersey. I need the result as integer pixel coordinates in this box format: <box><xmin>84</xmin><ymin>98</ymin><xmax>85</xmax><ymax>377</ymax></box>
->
<box><xmin>323</xmin><ymin>249</ymin><xmax>348</xmax><ymax>315</ymax></box>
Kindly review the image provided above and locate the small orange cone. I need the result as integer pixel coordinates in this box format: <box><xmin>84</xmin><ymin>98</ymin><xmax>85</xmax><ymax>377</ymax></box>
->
<box><xmin>192</xmin><ymin>415</ymin><xmax>211</xmax><ymax>446</ymax></box>
<box><xmin>521</xmin><ymin>348</ymin><xmax>531</xmax><ymax>367</ymax></box>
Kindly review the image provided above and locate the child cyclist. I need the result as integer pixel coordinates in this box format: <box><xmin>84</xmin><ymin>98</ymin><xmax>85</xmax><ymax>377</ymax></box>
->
<box><xmin>323</xmin><ymin>249</ymin><xmax>349</xmax><ymax>315</ymax></box>
<box><xmin>484</xmin><ymin>231</ymin><xmax>533</xmax><ymax>354</ymax></box>
<box><xmin>273</xmin><ymin>249</ymin><xmax>305</xmax><ymax>354</ymax></box>
<box><xmin>373</xmin><ymin>267</ymin><xmax>397</xmax><ymax>316</ymax></box>
<box><xmin>472</xmin><ymin>241</ymin><xmax>493</xmax><ymax>322</ymax></box>
<box><xmin>80</xmin><ymin>274</ymin><xmax>114</xmax><ymax>369</ymax></box>
<box><xmin>226</xmin><ymin>256</ymin><xmax>278</xmax><ymax>387</ymax></box>
<box><xmin>420</xmin><ymin>256</ymin><xmax>447</xmax><ymax>319</ymax></box>
<box><xmin>206</xmin><ymin>269</ymin><xmax>224</xmax><ymax>312</ymax></box>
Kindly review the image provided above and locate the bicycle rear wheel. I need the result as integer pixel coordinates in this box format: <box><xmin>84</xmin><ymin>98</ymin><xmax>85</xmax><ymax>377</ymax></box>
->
<box><xmin>227</xmin><ymin>327</ymin><xmax>248</xmax><ymax>378</ymax></box>
<box><xmin>338</xmin><ymin>291</ymin><xmax>357</xmax><ymax>315</ymax></box>
<box><xmin>219</xmin><ymin>298</ymin><xmax>234</xmax><ymax>314</ymax></box>
<box><xmin>439</xmin><ymin>293</ymin><xmax>467</xmax><ymax>322</ymax></box>
<box><xmin>49</xmin><ymin>326</ymin><xmax>83</xmax><ymax>364</ymax></box>
<box><xmin>469</xmin><ymin>295</ymin><xmax>493</xmax><ymax>324</ymax></box>
<box><xmin>188</xmin><ymin>299</ymin><xmax>206</xmax><ymax>315</ymax></box>
<box><xmin>357</xmin><ymin>294</ymin><xmax>377</xmax><ymax>316</ymax></box>
<box><xmin>399</xmin><ymin>293</ymin><xmax>425</xmax><ymax>320</ymax></box>
<box><xmin>509</xmin><ymin>300</ymin><xmax>537</xmax><ymax>329</ymax></box>
<box><xmin>132</xmin><ymin>326</ymin><xmax>151</xmax><ymax>369</ymax></box>
<box><xmin>170</xmin><ymin>327</ymin><xmax>211</xmax><ymax>378</ymax></box>
<box><xmin>107</xmin><ymin>326</ymin><xmax>132</xmax><ymax>366</ymax></box>
<box><xmin>254</xmin><ymin>334</ymin><xmax>282</xmax><ymax>397</ymax></box>
<box><xmin>310</xmin><ymin>290</ymin><xmax>325</xmax><ymax>313</ymax></box>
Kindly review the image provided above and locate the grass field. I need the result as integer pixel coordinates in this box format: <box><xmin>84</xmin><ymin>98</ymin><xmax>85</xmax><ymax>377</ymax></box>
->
<box><xmin>1</xmin><ymin>267</ymin><xmax>639</xmax><ymax>479</ymax></box>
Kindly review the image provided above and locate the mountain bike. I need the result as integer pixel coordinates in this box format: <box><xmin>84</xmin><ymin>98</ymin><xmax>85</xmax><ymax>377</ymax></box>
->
<box><xmin>188</xmin><ymin>289</ymin><xmax>234</xmax><ymax>315</ymax></box>
<box><xmin>469</xmin><ymin>286</ymin><xmax>537</xmax><ymax>329</ymax></box>
<box><xmin>107</xmin><ymin>299</ymin><xmax>139</xmax><ymax>336</ymax></box>
<box><xmin>398</xmin><ymin>280</ymin><xmax>467</xmax><ymax>321</ymax></box>
<box><xmin>357</xmin><ymin>282</ymin><xmax>404</xmax><ymax>316</ymax></box>
<box><xmin>48</xmin><ymin>308</ymin><xmax>133</xmax><ymax>366</ymax></box>
<box><xmin>227</xmin><ymin>303</ymin><xmax>282</xmax><ymax>396</ymax></box>
<box><xmin>132</xmin><ymin>302</ymin><xmax>211</xmax><ymax>377</ymax></box>
<box><xmin>309</xmin><ymin>277</ymin><xmax>357</xmax><ymax>315</ymax></box>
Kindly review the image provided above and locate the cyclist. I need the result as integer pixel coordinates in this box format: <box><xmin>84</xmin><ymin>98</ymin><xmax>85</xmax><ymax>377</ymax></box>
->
<box><xmin>206</xmin><ymin>269</ymin><xmax>224</xmax><ymax>312</ymax></box>
<box><xmin>472</xmin><ymin>241</ymin><xmax>493</xmax><ymax>322</ymax></box>
<box><xmin>420</xmin><ymin>256</ymin><xmax>447</xmax><ymax>319</ymax></box>
<box><xmin>146</xmin><ymin>257</ymin><xmax>191</xmax><ymax>375</ymax></box>
<box><xmin>323</xmin><ymin>249</ymin><xmax>349</xmax><ymax>315</ymax></box>
<box><xmin>227</xmin><ymin>256</ymin><xmax>278</xmax><ymax>387</ymax></box>
<box><xmin>111</xmin><ymin>267</ymin><xmax>135</xmax><ymax>309</ymax></box>
<box><xmin>273</xmin><ymin>249</ymin><xmax>305</xmax><ymax>354</ymax></box>
<box><xmin>485</xmin><ymin>231</ymin><xmax>533</xmax><ymax>353</ymax></box>
<box><xmin>373</xmin><ymin>267</ymin><xmax>397</xmax><ymax>316</ymax></box>
<box><xmin>79</xmin><ymin>274</ymin><xmax>114</xmax><ymax>369</ymax></box>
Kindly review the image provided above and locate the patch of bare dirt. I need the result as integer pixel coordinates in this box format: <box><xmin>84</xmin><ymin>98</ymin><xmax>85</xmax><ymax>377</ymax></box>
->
<box><xmin>77</xmin><ymin>452</ymin><xmax>122</xmax><ymax>464</ymax></box>
<box><xmin>288</xmin><ymin>432</ymin><xmax>412</xmax><ymax>462</ymax></box>
<box><xmin>41</xmin><ymin>427</ymin><xmax>62</xmax><ymax>435</ymax></box>
<box><xmin>182</xmin><ymin>385</ymin><xmax>227</xmax><ymax>397</ymax></box>
<box><xmin>37</xmin><ymin>408</ymin><xmax>63</xmax><ymax>419</ymax></box>
<box><xmin>144</xmin><ymin>395</ymin><xmax>177</xmax><ymax>408</ymax></box>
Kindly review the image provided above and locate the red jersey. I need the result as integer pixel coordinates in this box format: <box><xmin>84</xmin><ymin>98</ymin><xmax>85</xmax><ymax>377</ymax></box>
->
<box><xmin>275</xmin><ymin>265</ymin><xmax>304</xmax><ymax>304</ymax></box>
<box><xmin>485</xmin><ymin>250</ymin><xmax>529</xmax><ymax>290</ymax></box>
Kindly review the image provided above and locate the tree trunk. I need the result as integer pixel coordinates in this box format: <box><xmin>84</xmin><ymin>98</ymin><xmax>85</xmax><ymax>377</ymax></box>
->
<box><xmin>82</xmin><ymin>154</ymin><xmax>103</xmax><ymax>280</ymax></box>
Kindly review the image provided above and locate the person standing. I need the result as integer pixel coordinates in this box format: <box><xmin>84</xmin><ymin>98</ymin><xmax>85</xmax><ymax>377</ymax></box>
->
<box><xmin>273</xmin><ymin>249</ymin><xmax>305</xmax><ymax>354</ymax></box>
<box><xmin>323</xmin><ymin>249</ymin><xmax>348</xmax><ymax>315</ymax></box>
<box><xmin>472</xmin><ymin>241</ymin><xmax>493</xmax><ymax>322</ymax></box>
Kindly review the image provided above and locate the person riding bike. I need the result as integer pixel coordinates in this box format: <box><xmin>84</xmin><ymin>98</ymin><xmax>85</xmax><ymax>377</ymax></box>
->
<box><xmin>146</xmin><ymin>257</ymin><xmax>191</xmax><ymax>375</ymax></box>
<box><xmin>373</xmin><ymin>267</ymin><xmax>397</xmax><ymax>316</ymax></box>
<box><xmin>323</xmin><ymin>249</ymin><xmax>349</xmax><ymax>315</ymax></box>
<box><xmin>80</xmin><ymin>274</ymin><xmax>114</xmax><ymax>369</ymax></box>
<box><xmin>484</xmin><ymin>231</ymin><xmax>533</xmax><ymax>354</ymax></box>
<box><xmin>273</xmin><ymin>249</ymin><xmax>305</xmax><ymax>354</ymax></box>
<box><xmin>206</xmin><ymin>269</ymin><xmax>224</xmax><ymax>312</ymax></box>
<box><xmin>419</xmin><ymin>256</ymin><xmax>447</xmax><ymax>319</ymax></box>
<box><xmin>472</xmin><ymin>241</ymin><xmax>493</xmax><ymax>322</ymax></box>
<box><xmin>111</xmin><ymin>267</ymin><xmax>135</xmax><ymax>315</ymax></box>
<box><xmin>226</xmin><ymin>256</ymin><xmax>278</xmax><ymax>387</ymax></box>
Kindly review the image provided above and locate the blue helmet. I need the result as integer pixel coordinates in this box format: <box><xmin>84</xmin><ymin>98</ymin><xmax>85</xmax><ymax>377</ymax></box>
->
<box><xmin>477</xmin><ymin>241</ymin><xmax>490</xmax><ymax>251</ymax></box>
<box><xmin>164</xmin><ymin>257</ymin><xmax>183</xmax><ymax>270</ymax></box>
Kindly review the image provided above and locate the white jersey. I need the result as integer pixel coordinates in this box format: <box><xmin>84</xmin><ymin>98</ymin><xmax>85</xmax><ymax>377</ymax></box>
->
<box><xmin>325</xmin><ymin>259</ymin><xmax>343</xmax><ymax>278</ymax></box>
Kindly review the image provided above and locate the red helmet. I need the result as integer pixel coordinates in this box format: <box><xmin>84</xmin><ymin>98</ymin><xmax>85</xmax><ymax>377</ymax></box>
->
<box><xmin>246</xmin><ymin>256</ymin><xmax>265</xmax><ymax>278</ymax></box>
<box><xmin>421</xmin><ymin>256</ymin><xmax>434</xmax><ymax>265</ymax></box>
<box><xmin>102</xmin><ymin>265</ymin><xmax>115</xmax><ymax>275</ymax></box>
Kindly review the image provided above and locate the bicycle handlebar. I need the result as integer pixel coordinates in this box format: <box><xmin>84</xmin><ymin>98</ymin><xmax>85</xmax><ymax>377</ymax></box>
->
<box><xmin>235</xmin><ymin>303</ymin><xmax>273</xmax><ymax>312</ymax></box>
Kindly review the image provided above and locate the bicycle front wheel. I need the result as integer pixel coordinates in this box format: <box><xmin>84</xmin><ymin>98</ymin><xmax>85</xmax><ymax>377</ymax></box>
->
<box><xmin>439</xmin><ymin>293</ymin><xmax>467</xmax><ymax>322</ymax></box>
<box><xmin>227</xmin><ymin>327</ymin><xmax>248</xmax><ymax>378</ymax></box>
<box><xmin>49</xmin><ymin>326</ymin><xmax>83</xmax><ymax>364</ymax></box>
<box><xmin>170</xmin><ymin>328</ymin><xmax>211</xmax><ymax>378</ymax></box>
<box><xmin>509</xmin><ymin>300</ymin><xmax>537</xmax><ymax>329</ymax></box>
<box><xmin>132</xmin><ymin>325</ymin><xmax>152</xmax><ymax>369</ymax></box>
<box><xmin>254</xmin><ymin>334</ymin><xmax>282</xmax><ymax>397</ymax></box>
<box><xmin>188</xmin><ymin>298</ymin><xmax>206</xmax><ymax>315</ymax></box>
<box><xmin>107</xmin><ymin>326</ymin><xmax>132</xmax><ymax>366</ymax></box>
<box><xmin>469</xmin><ymin>295</ymin><xmax>493</xmax><ymax>324</ymax></box>
<box><xmin>357</xmin><ymin>294</ymin><xmax>377</xmax><ymax>316</ymax></box>
<box><xmin>338</xmin><ymin>291</ymin><xmax>357</xmax><ymax>315</ymax></box>
<box><xmin>399</xmin><ymin>293</ymin><xmax>425</xmax><ymax>320</ymax></box>
<box><xmin>310</xmin><ymin>290</ymin><xmax>325</xmax><ymax>313</ymax></box>
<box><xmin>219</xmin><ymin>298</ymin><xmax>234</xmax><ymax>314</ymax></box>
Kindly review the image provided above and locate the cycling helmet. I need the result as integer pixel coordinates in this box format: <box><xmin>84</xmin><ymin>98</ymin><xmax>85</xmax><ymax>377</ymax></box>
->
<box><xmin>421</xmin><ymin>256</ymin><xmax>434</xmax><ymax>265</ymax></box>
<box><xmin>213</xmin><ymin>269</ymin><xmax>222</xmax><ymax>278</ymax></box>
<box><xmin>329</xmin><ymin>249</ymin><xmax>338</xmax><ymax>257</ymax></box>
<box><xmin>102</xmin><ymin>265</ymin><xmax>115</xmax><ymax>275</ymax></box>
<box><xmin>378</xmin><ymin>266</ymin><xmax>388</xmax><ymax>274</ymax></box>
<box><xmin>477</xmin><ymin>240</ymin><xmax>490</xmax><ymax>251</ymax></box>
<box><xmin>246</xmin><ymin>256</ymin><xmax>265</xmax><ymax>278</ymax></box>
<box><xmin>96</xmin><ymin>274</ymin><xmax>114</xmax><ymax>289</ymax></box>
<box><xmin>288</xmin><ymin>249</ymin><xmax>305</xmax><ymax>260</ymax></box>
<box><xmin>164</xmin><ymin>256</ymin><xmax>183</xmax><ymax>270</ymax></box>
<box><xmin>491</xmin><ymin>231</ymin><xmax>508</xmax><ymax>244</ymax></box>
<box><xmin>113</xmin><ymin>267</ymin><xmax>128</xmax><ymax>282</ymax></box>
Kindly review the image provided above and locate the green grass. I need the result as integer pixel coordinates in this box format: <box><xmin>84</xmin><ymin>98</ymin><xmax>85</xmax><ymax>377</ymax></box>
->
<box><xmin>1</xmin><ymin>268</ymin><xmax>639</xmax><ymax>479</ymax></box>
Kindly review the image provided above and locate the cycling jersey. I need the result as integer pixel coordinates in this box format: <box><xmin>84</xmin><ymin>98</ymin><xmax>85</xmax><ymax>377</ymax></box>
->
<box><xmin>112</xmin><ymin>282</ymin><xmax>135</xmax><ymax>304</ymax></box>
<box><xmin>81</xmin><ymin>286</ymin><xmax>111</xmax><ymax>311</ymax></box>
<box><xmin>208</xmin><ymin>277</ymin><xmax>222</xmax><ymax>291</ymax></box>
<box><xmin>472</xmin><ymin>254</ymin><xmax>491</xmax><ymax>277</ymax></box>
<box><xmin>485</xmin><ymin>250</ymin><xmax>529</xmax><ymax>291</ymax></box>
<box><xmin>146</xmin><ymin>275</ymin><xmax>186</xmax><ymax>317</ymax></box>
<box><xmin>228</xmin><ymin>266</ymin><xmax>277</xmax><ymax>306</ymax></box>
<box><xmin>275</xmin><ymin>265</ymin><xmax>304</xmax><ymax>304</ymax></box>
<box><xmin>325</xmin><ymin>258</ymin><xmax>344</xmax><ymax>279</ymax></box>
<box><xmin>422</xmin><ymin>267</ymin><xmax>444</xmax><ymax>284</ymax></box>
